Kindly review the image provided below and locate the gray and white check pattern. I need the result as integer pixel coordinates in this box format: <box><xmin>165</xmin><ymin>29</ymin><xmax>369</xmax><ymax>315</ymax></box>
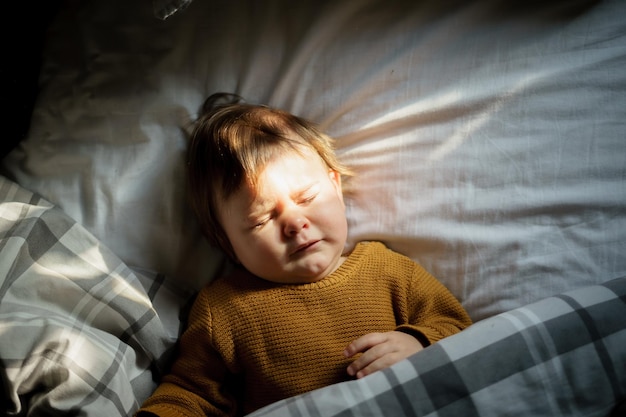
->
<box><xmin>0</xmin><ymin>175</ymin><xmax>188</xmax><ymax>416</ymax></box>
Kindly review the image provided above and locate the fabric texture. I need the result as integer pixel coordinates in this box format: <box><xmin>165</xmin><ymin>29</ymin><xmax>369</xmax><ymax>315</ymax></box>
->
<box><xmin>249</xmin><ymin>277</ymin><xmax>626</xmax><ymax>417</ymax></box>
<box><xmin>0</xmin><ymin>175</ymin><xmax>190</xmax><ymax>417</ymax></box>
<box><xmin>138</xmin><ymin>241</ymin><xmax>471</xmax><ymax>416</ymax></box>
<box><xmin>3</xmin><ymin>0</ymin><xmax>625</xmax><ymax>323</ymax></box>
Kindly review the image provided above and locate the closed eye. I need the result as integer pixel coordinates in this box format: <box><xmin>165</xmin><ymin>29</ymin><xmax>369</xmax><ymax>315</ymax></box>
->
<box><xmin>298</xmin><ymin>193</ymin><xmax>317</xmax><ymax>205</ymax></box>
<box><xmin>251</xmin><ymin>216</ymin><xmax>271</xmax><ymax>229</ymax></box>
<box><xmin>296</xmin><ymin>184</ymin><xmax>320</xmax><ymax>205</ymax></box>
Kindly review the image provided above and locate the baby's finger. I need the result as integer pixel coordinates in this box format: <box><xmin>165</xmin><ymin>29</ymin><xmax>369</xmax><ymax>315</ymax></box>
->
<box><xmin>353</xmin><ymin>354</ymin><xmax>400</xmax><ymax>378</ymax></box>
<box><xmin>344</xmin><ymin>332</ymin><xmax>386</xmax><ymax>358</ymax></box>
<box><xmin>346</xmin><ymin>342</ymin><xmax>390</xmax><ymax>377</ymax></box>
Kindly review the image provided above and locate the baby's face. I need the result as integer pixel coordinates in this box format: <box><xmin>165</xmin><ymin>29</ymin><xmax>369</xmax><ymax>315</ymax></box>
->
<box><xmin>218</xmin><ymin>148</ymin><xmax>348</xmax><ymax>284</ymax></box>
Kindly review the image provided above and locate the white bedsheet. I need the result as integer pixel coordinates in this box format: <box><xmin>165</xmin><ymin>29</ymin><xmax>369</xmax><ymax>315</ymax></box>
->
<box><xmin>3</xmin><ymin>0</ymin><xmax>626</xmax><ymax>322</ymax></box>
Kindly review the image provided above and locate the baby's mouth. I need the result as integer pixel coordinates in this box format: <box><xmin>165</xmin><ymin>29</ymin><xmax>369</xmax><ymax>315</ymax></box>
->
<box><xmin>290</xmin><ymin>240</ymin><xmax>320</xmax><ymax>256</ymax></box>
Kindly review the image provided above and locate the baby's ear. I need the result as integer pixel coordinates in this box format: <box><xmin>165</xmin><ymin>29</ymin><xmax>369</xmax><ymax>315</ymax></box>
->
<box><xmin>328</xmin><ymin>169</ymin><xmax>341</xmax><ymax>184</ymax></box>
<box><xmin>328</xmin><ymin>169</ymin><xmax>344</xmax><ymax>199</ymax></box>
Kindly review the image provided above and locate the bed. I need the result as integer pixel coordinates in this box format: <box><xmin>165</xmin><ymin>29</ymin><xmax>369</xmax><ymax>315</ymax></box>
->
<box><xmin>1</xmin><ymin>0</ymin><xmax>625</xmax><ymax>415</ymax></box>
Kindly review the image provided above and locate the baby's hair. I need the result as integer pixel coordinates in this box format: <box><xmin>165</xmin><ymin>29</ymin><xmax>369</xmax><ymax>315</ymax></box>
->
<box><xmin>187</xmin><ymin>92</ymin><xmax>351</xmax><ymax>260</ymax></box>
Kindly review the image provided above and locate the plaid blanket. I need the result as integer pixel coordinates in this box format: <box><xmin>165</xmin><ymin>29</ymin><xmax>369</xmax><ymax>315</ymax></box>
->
<box><xmin>0</xmin><ymin>176</ymin><xmax>190</xmax><ymax>416</ymax></box>
<box><xmin>250</xmin><ymin>277</ymin><xmax>626</xmax><ymax>417</ymax></box>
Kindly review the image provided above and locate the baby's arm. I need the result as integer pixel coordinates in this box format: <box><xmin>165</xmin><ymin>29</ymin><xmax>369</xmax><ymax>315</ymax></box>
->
<box><xmin>399</xmin><ymin>266</ymin><xmax>473</xmax><ymax>345</ymax></box>
<box><xmin>344</xmin><ymin>331</ymin><xmax>423</xmax><ymax>379</ymax></box>
<box><xmin>344</xmin><ymin>261</ymin><xmax>472</xmax><ymax>379</ymax></box>
<box><xmin>136</xmin><ymin>289</ymin><xmax>235</xmax><ymax>417</ymax></box>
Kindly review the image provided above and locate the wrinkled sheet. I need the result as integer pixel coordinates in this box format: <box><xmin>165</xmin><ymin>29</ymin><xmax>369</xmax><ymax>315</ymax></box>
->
<box><xmin>3</xmin><ymin>0</ymin><xmax>625</xmax><ymax>322</ymax></box>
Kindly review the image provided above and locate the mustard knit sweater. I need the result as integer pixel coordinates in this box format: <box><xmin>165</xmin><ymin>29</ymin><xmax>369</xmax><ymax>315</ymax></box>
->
<box><xmin>137</xmin><ymin>241</ymin><xmax>471</xmax><ymax>417</ymax></box>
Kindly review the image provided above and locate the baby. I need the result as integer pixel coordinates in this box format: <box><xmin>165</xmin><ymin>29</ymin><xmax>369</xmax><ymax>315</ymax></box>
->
<box><xmin>136</xmin><ymin>93</ymin><xmax>472</xmax><ymax>416</ymax></box>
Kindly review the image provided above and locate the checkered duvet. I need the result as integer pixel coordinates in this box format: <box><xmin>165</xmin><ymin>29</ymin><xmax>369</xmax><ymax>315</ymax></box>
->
<box><xmin>0</xmin><ymin>176</ymin><xmax>190</xmax><ymax>416</ymax></box>
<box><xmin>250</xmin><ymin>279</ymin><xmax>626</xmax><ymax>417</ymax></box>
<box><xmin>2</xmin><ymin>174</ymin><xmax>625</xmax><ymax>416</ymax></box>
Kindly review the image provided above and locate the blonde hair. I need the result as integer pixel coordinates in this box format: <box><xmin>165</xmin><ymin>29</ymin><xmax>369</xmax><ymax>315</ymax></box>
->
<box><xmin>187</xmin><ymin>93</ymin><xmax>351</xmax><ymax>260</ymax></box>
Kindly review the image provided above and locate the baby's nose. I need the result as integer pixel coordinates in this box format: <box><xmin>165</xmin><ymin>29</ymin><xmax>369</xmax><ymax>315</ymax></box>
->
<box><xmin>283</xmin><ymin>210</ymin><xmax>309</xmax><ymax>235</ymax></box>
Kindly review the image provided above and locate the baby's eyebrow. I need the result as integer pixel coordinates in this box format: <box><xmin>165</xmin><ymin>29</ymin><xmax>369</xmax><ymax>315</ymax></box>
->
<box><xmin>291</xmin><ymin>183</ymin><xmax>317</xmax><ymax>199</ymax></box>
<box><xmin>246</xmin><ymin>199</ymin><xmax>273</xmax><ymax>221</ymax></box>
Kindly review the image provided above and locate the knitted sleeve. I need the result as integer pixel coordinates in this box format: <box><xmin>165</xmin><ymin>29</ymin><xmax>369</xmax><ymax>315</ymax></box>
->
<box><xmin>395</xmin><ymin>265</ymin><xmax>472</xmax><ymax>346</ymax></box>
<box><xmin>136</xmin><ymin>289</ymin><xmax>237</xmax><ymax>417</ymax></box>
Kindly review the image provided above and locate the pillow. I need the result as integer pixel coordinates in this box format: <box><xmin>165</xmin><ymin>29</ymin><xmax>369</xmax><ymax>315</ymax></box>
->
<box><xmin>3</xmin><ymin>0</ymin><xmax>626</xmax><ymax>323</ymax></box>
<box><xmin>0</xmin><ymin>175</ymin><xmax>188</xmax><ymax>416</ymax></box>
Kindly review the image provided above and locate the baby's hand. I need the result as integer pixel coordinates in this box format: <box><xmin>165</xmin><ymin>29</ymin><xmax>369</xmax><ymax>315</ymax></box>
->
<box><xmin>344</xmin><ymin>331</ymin><xmax>424</xmax><ymax>379</ymax></box>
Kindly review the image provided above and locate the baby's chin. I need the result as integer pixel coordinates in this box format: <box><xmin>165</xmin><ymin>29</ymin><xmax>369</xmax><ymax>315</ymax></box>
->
<box><xmin>262</xmin><ymin>255</ymin><xmax>347</xmax><ymax>285</ymax></box>
<box><xmin>298</xmin><ymin>254</ymin><xmax>348</xmax><ymax>283</ymax></box>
